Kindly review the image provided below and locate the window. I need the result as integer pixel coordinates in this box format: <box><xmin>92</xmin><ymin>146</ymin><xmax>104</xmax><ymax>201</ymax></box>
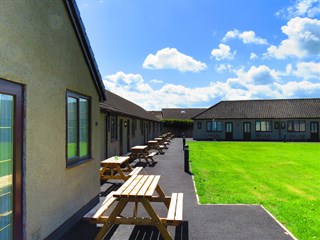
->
<box><xmin>255</xmin><ymin>120</ymin><xmax>272</xmax><ymax>132</ymax></box>
<box><xmin>213</xmin><ymin>121</ymin><xmax>222</xmax><ymax>132</ymax></box>
<box><xmin>67</xmin><ymin>92</ymin><xmax>90</xmax><ymax>166</ymax></box>
<box><xmin>110</xmin><ymin>114</ymin><xmax>118</xmax><ymax>141</ymax></box>
<box><xmin>281</xmin><ymin>122</ymin><xmax>285</xmax><ymax>129</ymax></box>
<box><xmin>288</xmin><ymin>121</ymin><xmax>306</xmax><ymax>132</ymax></box>
<box><xmin>206</xmin><ymin>121</ymin><xmax>212</xmax><ymax>132</ymax></box>
<box><xmin>274</xmin><ymin>122</ymin><xmax>279</xmax><ymax>129</ymax></box>
<box><xmin>197</xmin><ymin>122</ymin><xmax>202</xmax><ymax>129</ymax></box>
<box><xmin>140</xmin><ymin>120</ymin><xmax>144</xmax><ymax>135</ymax></box>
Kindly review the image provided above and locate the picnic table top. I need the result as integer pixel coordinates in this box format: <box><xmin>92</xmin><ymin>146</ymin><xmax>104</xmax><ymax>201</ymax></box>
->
<box><xmin>131</xmin><ymin>145</ymin><xmax>148</xmax><ymax>150</ymax></box>
<box><xmin>114</xmin><ymin>174</ymin><xmax>161</xmax><ymax>198</ymax></box>
<box><xmin>101</xmin><ymin>156</ymin><xmax>130</xmax><ymax>165</ymax></box>
<box><xmin>154</xmin><ymin>138</ymin><xmax>163</xmax><ymax>141</ymax></box>
<box><xmin>147</xmin><ymin>140</ymin><xmax>158</xmax><ymax>144</ymax></box>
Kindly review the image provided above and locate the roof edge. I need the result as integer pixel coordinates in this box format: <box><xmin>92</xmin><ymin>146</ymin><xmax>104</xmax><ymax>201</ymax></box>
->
<box><xmin>64</xmin><ymin>0</ymin><xmax>106</xmax><ymax>102</ymax></box>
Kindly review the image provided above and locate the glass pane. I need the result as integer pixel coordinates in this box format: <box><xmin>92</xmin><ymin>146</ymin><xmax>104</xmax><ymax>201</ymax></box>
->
<box><xmin>256</xmin><ymin>122</ymin><xmax>260</xmax><ymax>131</ymax></box>
<box><xmin>67</xmin><ymin>97</ymin><xmax>78</xmax><ymax>159</ymax></box>
<box><xmin>79</xmin><ymin>98</ymin><xmax>89</xmax><ymax>157</ymax></box>
<box><xmin>0</xmin><ymin>94</ymin><xmax>13</xmax><ymax>239</ymax></box>
<box><xmin>300</xmin><ymin>121</ymin><xmax>306</xmax><ymax>132</ymax></box>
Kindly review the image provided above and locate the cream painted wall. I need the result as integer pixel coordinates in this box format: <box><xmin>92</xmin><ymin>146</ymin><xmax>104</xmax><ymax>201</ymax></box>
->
<box><xmin>1</xmin><ymin>1</ymin><xmax>101</xmax><ymax>239</ymax></box>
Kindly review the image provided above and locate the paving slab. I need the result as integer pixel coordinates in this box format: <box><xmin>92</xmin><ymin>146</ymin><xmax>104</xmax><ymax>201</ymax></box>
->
<box><xmin>60</xmin><ymin>138</ymin><xmax>295</xmax><ymax>240</ymax></box>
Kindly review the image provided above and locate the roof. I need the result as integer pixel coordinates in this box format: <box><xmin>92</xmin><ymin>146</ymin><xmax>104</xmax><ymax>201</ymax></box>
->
<box><xmin>162</xmin><ymin>108</ymin><xmax>207</xmax><ymax>120</ymax></box>
<box><xmin>193</xmin><ymin>98</ymin><xmax>320</xmax><ymax>120</ymax></box>
<box><xmin>100</xmin><ymin>91</ymin><xmax>160</xmax><ymax>122</ymax></box>
<box><xmin>149</xmin><ymin>111</ymin><xmax>163</xmax><ymax>120</ymax></box>
<box><xmin>64</xmin><ymin>0</ymin><xmax>106</xmax><ymax>101</ymax></box>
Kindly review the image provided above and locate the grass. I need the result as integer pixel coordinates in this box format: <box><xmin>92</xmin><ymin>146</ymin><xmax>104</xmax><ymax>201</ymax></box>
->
<box><xmin>188</xmin><ymin>141</ymin><xmax>320</xmax><ymax>240</ymax></box>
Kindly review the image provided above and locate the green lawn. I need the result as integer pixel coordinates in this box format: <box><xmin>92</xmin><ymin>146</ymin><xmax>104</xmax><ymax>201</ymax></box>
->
<box><xmin>188</xmin><ymin>141</ymin><xmax>320</xmax><ymax>240</ymax></box>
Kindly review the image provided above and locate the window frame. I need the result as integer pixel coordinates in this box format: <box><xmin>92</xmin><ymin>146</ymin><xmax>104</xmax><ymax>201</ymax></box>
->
<box><xmin>206</xmin><ymin>121</ymin><xmax>212</xmax><ymax>132</ymax></box>
<box><xmin>255</xmin><ymin>120</ymin><xmax>272</xmax><ymax>132</ymax></box>
<box><xmin>197</xmin><ymin>122</ymin><xmax>202</xmax><ymax>129</ymax></box>
<box><xmin>213</xmin><ymin>121</ymin><xmax>222</xmax><ymax>132</ymax></box>
<box><xmin>66</xmin><ymin>91</ymin><xmax>91</xmax><ymax>167</ymax></box>
<box><xmin>287</xmin><ymin>120</ymin><xmax>306</xmax><ymax>132</ymax></box>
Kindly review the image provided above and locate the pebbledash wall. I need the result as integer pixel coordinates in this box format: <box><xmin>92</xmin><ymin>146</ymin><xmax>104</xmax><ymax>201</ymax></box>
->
<box><xmin>1</xmin><ymin>1</ymin><xmax>105</xmax><ymax>239</ymax></box>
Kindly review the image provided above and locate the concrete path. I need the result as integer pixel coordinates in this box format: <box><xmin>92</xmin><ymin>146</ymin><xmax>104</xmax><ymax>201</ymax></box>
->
<box><xmin>60</xmin><ymin>138</ymin><xmax>295</xmax><ymax>240</ymax></box>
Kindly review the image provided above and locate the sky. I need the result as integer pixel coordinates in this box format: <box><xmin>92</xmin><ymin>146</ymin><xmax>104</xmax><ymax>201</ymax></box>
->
<box><xmin>76</xmin><ymin>0</ymin><xmax>320</xmax><ymax>110</ymax></box>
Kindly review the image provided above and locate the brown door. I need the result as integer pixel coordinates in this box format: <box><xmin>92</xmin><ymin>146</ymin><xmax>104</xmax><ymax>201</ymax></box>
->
<box><xmin>310</xmin><ymin>122</ymin><xmax>319</xmax><ymax>141</ymax></box>
<box><xmin>225</xmin><ymin>122</ymin><xmax>233</xmax><ymax>140</ymax></box>
<box><xmin>243</xmin><ymin>122</ymin><xmax>251</xmax><ymax>140</ymax></box>
<box><xmin>0</xmin><ymin>79</ymin><xmax>23</xmax><ymax>240</ymax></box>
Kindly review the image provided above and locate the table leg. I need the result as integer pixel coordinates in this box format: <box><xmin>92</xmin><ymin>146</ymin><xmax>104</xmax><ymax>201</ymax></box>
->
<box><xmin>156</xmin><ymin>185</ymin><xmax>170</xmax><ymax>208</ymax></box>
<box><xmin>141</xmin><ymin>198</ymin><xmax>172</xmax><ymax>240</ymax></box>
<box><xmin>115</xmin><ymin>164</ymin><xmax>127</xmax><ymax>180</ymax></box>
<box><xmin>95</xmin><ymin>198</ymin><xmax>128</xmax><ymax>240</ymax></box>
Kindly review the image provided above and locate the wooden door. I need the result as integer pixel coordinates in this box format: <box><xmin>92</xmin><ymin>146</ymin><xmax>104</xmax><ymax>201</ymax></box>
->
<box><xmin>225</xmin><ymin>122</ymin><xmax>233</xmax><ymax>140</ymax></box>
<box><xmin>310</xmin><ymin>122</ymin><xmax>319</xmax><ymax>141</ymax></box>
<box><xmin>243</xmin><ymin>122</ymin><xmax>251</xmax><ymax>140</ymax></box>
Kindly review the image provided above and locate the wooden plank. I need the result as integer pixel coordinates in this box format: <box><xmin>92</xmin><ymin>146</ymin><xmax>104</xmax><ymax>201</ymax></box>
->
<box><xmin>114</xmin><ymin>175</ymin><xmax>137</xmax><ymax>196</ymax></box>
<box><xmin>137</xmin><ymin>175</ymin><xmax>155</xmax><ymax>196</ymax></box>
<box><xmin>129</xmin><ymin>175</ymin><xmax>149</xmax><ymax>196</ymax></box>
<box><xmin>92</xmin><ymin>195</ymin><xmax>117</xmax><ymax>220</ymax></box>
<box><xmin>167</xmin><ymin>193</ymin><xmax>177</xmax><ymax>221</ymax></box>
<box><xmin>121</xmin><ymin>175</ymin><xmax>144</xmax><ymax>196</ymax></box>
<box><xmin>145</xmin><ymin>175</ymin><xmax>160</xmax><ymax>197</ymax></box>
<box><xmin>84</xmin><ymin>192</ymin><xmax>116</xmax><ymax>220</ymax></box>
<box><xmin>175</xmin><ymin>193</ymin><xmax>183</xmax><ymax>221</ymax></box>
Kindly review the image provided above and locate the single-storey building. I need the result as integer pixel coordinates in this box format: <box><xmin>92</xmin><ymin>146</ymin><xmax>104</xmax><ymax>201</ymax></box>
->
<box><xmin>100</xmin><ymin>90</ymin><xmax>161</xmax><ymax>158</ymax></box>
<box><xmin>151</xmin><ymin>108</ymin><xmax>205</xmax><ymax>137</ymax></box>
<box><xmin>0</xmin><ymin>1</ymin><xmax>106</xmax><ymax>239</ymax></box>
<box><xmin>192</xmin><ymin>99</ymin><xmax>320</xmax><ymax>142</ymax></box>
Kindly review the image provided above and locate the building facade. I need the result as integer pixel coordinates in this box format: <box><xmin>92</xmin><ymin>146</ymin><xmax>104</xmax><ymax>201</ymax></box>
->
<box><xmin>193</xmin><ymin>99</ymin><xmax>320</xmax><ymax>142</ymax></box>
<box><xmin>100</xmin><ymin>91</ymin><xmax>161</xmax><ymax>159</ymax></box>
<box><xmin>0</xmin><ymin>1</ymin><xmax>106</xmax><ymax>239</ymax></box>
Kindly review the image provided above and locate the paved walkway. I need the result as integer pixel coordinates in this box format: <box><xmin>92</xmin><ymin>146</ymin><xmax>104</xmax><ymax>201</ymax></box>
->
<box><xmin>60</xmin><ymin>138</ymin><xmax>295</xmax><ymax>240</ymax></box>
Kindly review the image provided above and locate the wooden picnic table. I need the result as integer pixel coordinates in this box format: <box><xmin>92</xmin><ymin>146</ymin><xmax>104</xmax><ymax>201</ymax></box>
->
<box><xmin>88</xmin><ymin>175</ymin><xmax>183</xmax><ymax>240</ymax></box>
<box><xmin>147</xmin><ymin>140</ymin><xmax>164</xmax><ymax>154</ymax></box>
<box><xmin>155</xmin><ymin>137</ymin><xmax>168</xmax><ymax>149</ymax></box>
<box><xmin>100</xmin><ymin>156</ymin><xmax>142</xmax><ymax>181</ymax></box>
<box><xmin>130</xmin><ymin>145</ymin><xmax>156</xmax><ymax>165</ymax></box>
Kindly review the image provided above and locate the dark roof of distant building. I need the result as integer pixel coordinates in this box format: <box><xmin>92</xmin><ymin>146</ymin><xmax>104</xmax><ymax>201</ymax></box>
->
<box><xmin>149</xmin><ymin>111</ymin><xmax>163</xmax><ymax>120</ymax></box>
<box><xmin>100</xmin><ymin>91</ymin><xmax>160</xmax><ymax>122</ymax></box>
<box><xmin>64</xmin><ymin>0</ymin><xmax>106</xmax><ymax>101</ymax></box>
<box><xmin>192</xmin><ymin>98</ymin><xmax>320</xmax><ymax>120</ymax></box>
<box><xmin>162</xmin><ymin>108</ymin><xmax>206</xmax><ymax>120</ymax></box>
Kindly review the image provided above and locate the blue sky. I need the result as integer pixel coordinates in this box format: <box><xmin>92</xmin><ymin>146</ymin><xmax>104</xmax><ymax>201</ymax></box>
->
<box><xmin>76</xmin><ymin>0</ymin><xmax>320</xmax><ymax>110</ymax></box>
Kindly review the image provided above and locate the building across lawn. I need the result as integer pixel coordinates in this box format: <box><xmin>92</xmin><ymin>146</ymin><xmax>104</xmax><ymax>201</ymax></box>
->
<box><xmin>192</xmin><ymin>98</ymin><xmax>320</xmax><ymax>142</ymax></box>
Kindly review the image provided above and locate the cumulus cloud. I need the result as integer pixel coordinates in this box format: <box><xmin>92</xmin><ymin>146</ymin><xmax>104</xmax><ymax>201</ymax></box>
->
<box><xmin>266</xmin><ymin>17</ymin><xmax>320</xmax><ymax>59</ymax></box>
<box><xmin>293</xmin><ymin>61</ymin><xmax>320</xmax><ymax>79</ymax></box>
<box><xmin>216</xmin><ymin>64</ymin><xmax>234</xmax><ymax>73</ymax></box>
<box><xmin>250</xmin><ymin>52</ymin><xmax>258</xmax><ymax>60</ymax></box>
<box><xmin>222</xmin><ymin>29</ymin><xmax>268</xmax><ymax>45</ymax></box>
<box><xmin>149</xmin><ymin>79</ymin><xmax>163</xmax><ymax>84</ymax></box>
<box><xmin>211</xmin><ymin>44</ymin><xmax>236</xmax><ymax>61</ymax></box>
<box><xmin>103</xmin><ymin>69</ymin><xmax>320</xmax><ymax>110</ymax></box>
<box><xmin>276</xmin><ymin>0</ymin><xmax>320</xmax><ymax>19</ymax></box>
<box><xmin>142</xmin><ymin>48</ymin><xmax>207</xmax><ymax>72</ymax></box>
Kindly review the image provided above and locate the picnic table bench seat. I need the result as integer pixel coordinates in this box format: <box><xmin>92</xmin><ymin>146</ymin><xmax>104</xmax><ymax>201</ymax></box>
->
<box><xmin>128</xmin><ymin>166</ymin><xmax>143</xmax><ymax>176</ymax></box>
<box><xmin>166</xmin><ymin>193</ymin><xmax>183</xmax><ymax>226</ymax></box>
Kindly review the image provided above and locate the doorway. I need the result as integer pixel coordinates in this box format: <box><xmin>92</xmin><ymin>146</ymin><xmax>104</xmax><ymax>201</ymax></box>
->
<box><xmin>225</xmin><ymin>122</ymin><xmax>233</xmax><ymax>140</ymax></box>
<box><xmin>0</xmin><ymin>79</ymin><xmax>23</xmax><ymax>240</ymax></box>
<box><xmin>310</xmin><ymin>122</ymin><xmax>319</xmax><ymax>141</ymax></box>
<box><xmin>243</xmin><ymin>122</ymin><xmax>251</xmax><ymax>140</ymax></box>
<box><xmin>119</xmin><ymin>119</ymin><xmax>123</xmax><ymax>155</ymax></box>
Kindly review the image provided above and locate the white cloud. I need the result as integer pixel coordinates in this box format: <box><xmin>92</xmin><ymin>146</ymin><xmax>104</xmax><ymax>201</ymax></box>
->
<box><xmin>103</xmin><ymin>68</ymin><xmax>320</xmax><ymax>110</ymax></box>
<box><xmin>266</xmin><ymin>17</ymin><xmax>320</xmax><ymax>59</ymax></box>
<box><xmin>293</xmin><ymin>61</ymin><xmax>320</xmax><ymax>79</ymax></box>
<box><xmin>250</xmin><ymin>52</ymin><xmax>258</xmax><ymax>60</ymax></box>
<box><xmin>216</xmin><ymin>64</ymin><xmax>234</xmax><ymax>73</ymax></box>
<box><xmin>211</xmin><ymin>44</ymin><xmax>236</xmax><ymax>61</ymax></box>
<box><xmin>149</xmin><ymin>79</ymin><xmax>163</xmax><ymax>84</ymax></box>
<box><xmin>276</xmin><ymin>0</ymin><xmax>320</xmax><ymax>19</ymax></box>
<box><xmin>222</xmin><ymin>29</ymin><xmax>268</xmax><ymax>45</ymax></box>
<box><xmin>142</xmin><ymin>48</ymin><xmax>207</xmax><ymax>72</ymax></box>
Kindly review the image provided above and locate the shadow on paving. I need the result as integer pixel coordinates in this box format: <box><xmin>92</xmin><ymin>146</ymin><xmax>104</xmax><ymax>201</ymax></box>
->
<box><xmin>59</xmin><ymin>138</ymin><xmax>295</xmax><ymax>240</ymax></box>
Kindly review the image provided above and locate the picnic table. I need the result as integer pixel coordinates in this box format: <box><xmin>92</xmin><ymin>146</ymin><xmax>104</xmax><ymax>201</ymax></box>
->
<box><xmin>155</xmin><ymin>137</ymin><xmax>168</xmax><ymax>149</ymax></box>
<box><xmin>100</xmin><ymin>156</ymin><xmax>142</xmax><ymax>181</ymax></box>
<box><xmin>147</xmin><ymin>140</ymin><xmax>164</xmax><ymax>154</ymax></box>
<box><xmin>130</xmin><ymin>145</ymin><xmax>156</xmax><ymax>165</ymax></box>
<box><xmin>84</xmin><ymin>175</ymin><xmax>183</xmax><ymax>240</ymax></box>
